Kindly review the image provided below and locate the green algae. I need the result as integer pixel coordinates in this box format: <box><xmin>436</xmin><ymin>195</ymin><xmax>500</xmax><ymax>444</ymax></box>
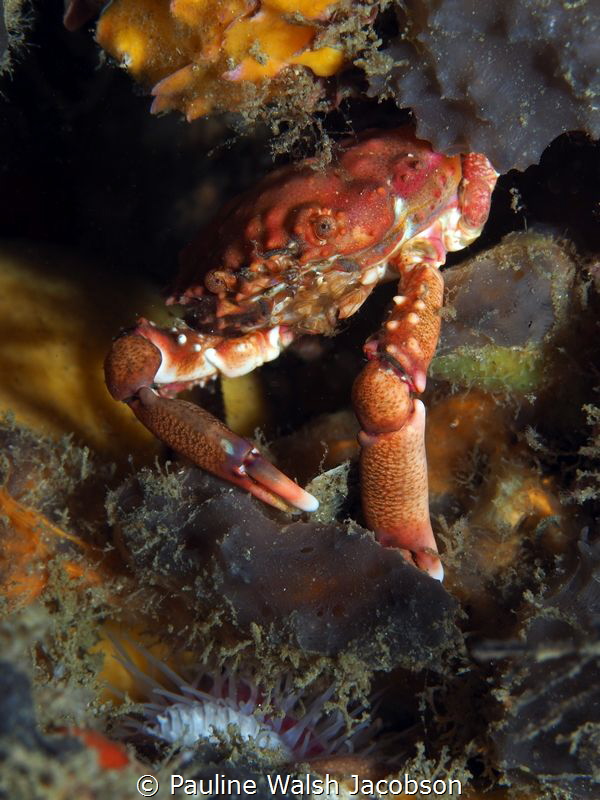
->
<box><xmin>431</xmin><ymin>343</ymin><xmax>547</xmax><ymax>394</ymax></box>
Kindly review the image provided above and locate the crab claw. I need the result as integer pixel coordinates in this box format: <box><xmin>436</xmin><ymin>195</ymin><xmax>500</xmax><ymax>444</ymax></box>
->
<box><xmin>356</xmin><ymin>389</ymin><xmax>443</xmax><ymax>582</ymax></box>
<box><xmin>104</xmin><ymin>332</ymin><xmax>317</xmax><ymax>514</ymax></box>
<box><xmin>131</xmin><ymin>388</ymin><xmax>318</xmax><ymax>512</ymax></box>
<box><xmin>352</xmin><ymin>261</ymin><xmax>446</xmax><ymax>581</ymax></box>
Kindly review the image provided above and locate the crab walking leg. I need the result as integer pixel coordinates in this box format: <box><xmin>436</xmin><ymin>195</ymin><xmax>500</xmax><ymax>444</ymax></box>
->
<box><xmin>352</xmin><ymin>264</ymin><xmax>445</xmax><ymax>580</ymax></box>
<box><xmin>104</xmin><ymin>322</ymin><xmax>317</xmax><ymax>513</ymax></box>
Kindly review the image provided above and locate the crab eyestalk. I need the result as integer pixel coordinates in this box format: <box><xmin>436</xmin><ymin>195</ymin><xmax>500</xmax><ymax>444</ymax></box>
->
<box><xmin>104</xmin><ymin>327</ymin><xmax>318</xmax><ymax>514</ymax></box>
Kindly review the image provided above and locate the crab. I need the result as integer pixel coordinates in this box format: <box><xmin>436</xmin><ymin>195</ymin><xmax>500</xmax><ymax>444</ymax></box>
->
<box><xmin>104</xmin><ymin>127</ymin><xmax>498</xmax><ymax>581</ymax></box>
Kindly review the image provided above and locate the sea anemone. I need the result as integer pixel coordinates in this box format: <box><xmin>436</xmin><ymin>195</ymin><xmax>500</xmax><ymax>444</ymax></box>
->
<box><xmin>109</xmin><ymin>638</ymin><xmax>377</xmax><ymax>762</ymax></box>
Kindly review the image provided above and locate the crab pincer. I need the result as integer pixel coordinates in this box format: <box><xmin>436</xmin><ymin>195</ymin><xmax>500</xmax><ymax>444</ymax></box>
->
<box><xmin>353</xmin><ymin>263</ymin><xmax>446</xmax><ymax>580</ymax></box>
<box><xmin>104</xmin><ymin>331</ymin><xmax>318</xmax><ymax>514</ymax></box>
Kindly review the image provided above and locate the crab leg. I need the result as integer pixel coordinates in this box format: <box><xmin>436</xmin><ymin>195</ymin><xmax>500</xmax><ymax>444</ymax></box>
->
<box><xmin>352</xmin><ymin>263</ymin><xmax>445</xmax><ymax>580</ymax></box>
<box><xmin>104</xmin><ymin>322</ymin><xmax>317</xmax><ymax>513</ymax></box>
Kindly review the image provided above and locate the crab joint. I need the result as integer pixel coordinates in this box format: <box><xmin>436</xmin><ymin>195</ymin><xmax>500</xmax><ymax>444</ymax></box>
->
<box><xmin>104</xmin><ymin>334</ymin><xmax>162</xmax><ymax>402</ymax></box>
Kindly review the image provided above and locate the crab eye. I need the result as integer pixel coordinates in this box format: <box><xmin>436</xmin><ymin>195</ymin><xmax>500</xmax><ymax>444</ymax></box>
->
<box><xmin>311</xmin><ymin>215</ymin><xmax>336</xmax><ymax>240</ymax></box>
<box><xmin>205</xmin><ymin>269</ymin><xmax>236</xmax><ymax>294</ymax></box>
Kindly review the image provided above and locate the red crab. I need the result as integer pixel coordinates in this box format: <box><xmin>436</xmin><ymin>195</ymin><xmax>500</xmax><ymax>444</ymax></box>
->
<box><xmin>105</xmin><ymin>128</ymin><xmax>498</xmax><ymax>581</ymax></box>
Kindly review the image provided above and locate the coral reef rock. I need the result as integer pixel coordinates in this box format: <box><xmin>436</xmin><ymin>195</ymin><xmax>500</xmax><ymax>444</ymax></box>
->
<box><xmin>1</xmin><ymin>0</ymin><xmax>30</xmax><ymax>75</ymax></box>
<box><xmin>108</xmin><ymin>466</ymin><xmax>459</xmax><ymax>666</ymax></box>
<box><xmin>431</xmin><ymin>231</ymin><xmax>577</xmax><ymax>394</ymax></box>
<box><xmin>483</xmin><ymin>538</ymin><xmax>600</xmax><ymax>797</ymax></box>
<box><xmin>369</xmin><ymin>0</ymin><xmax>600</xmax><ymax>172</ymax></box>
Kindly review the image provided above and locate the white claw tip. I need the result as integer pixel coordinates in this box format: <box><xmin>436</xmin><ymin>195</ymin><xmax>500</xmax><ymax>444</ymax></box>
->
<box><xmin>299</xmin><ymin>493</ymin><xmax>319</xmax><ymax>513</ymax></box>
<box><xmin>429</xmin><ymin>560</ymin><xmax>444</xmax><ymax>582</ymax></box>
<box><xmin>412</xmin><ymin>398</ymin><xmax>427</xmax><ymax>422</ymax></box>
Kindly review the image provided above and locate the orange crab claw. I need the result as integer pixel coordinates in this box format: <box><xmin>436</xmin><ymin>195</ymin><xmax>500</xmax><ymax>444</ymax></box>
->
<box><xmin>353</xmin><ymin>263</ymin><xmax>445</xmax><ymax>581</ymax></box>
<box><xmin>354</xmin><ymin>373</ymin><xmax>443</xmax><ymax>581</ymax></box>
<box><xmin>131</xmin><ymin>388</ymin><xmax>317</xmax><ymax>512</ymax></box>
<box><xmin>104</xmin><ymin>333</ymin><xmax>317</xmax><ymax>514</ymax></box>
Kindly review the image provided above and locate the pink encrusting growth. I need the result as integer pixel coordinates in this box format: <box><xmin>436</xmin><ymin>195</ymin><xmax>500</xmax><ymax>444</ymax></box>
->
<box><xmin>111</xmin><ymin>641</ymin><xmax>378</xmax><ymax>761</ymax></box>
